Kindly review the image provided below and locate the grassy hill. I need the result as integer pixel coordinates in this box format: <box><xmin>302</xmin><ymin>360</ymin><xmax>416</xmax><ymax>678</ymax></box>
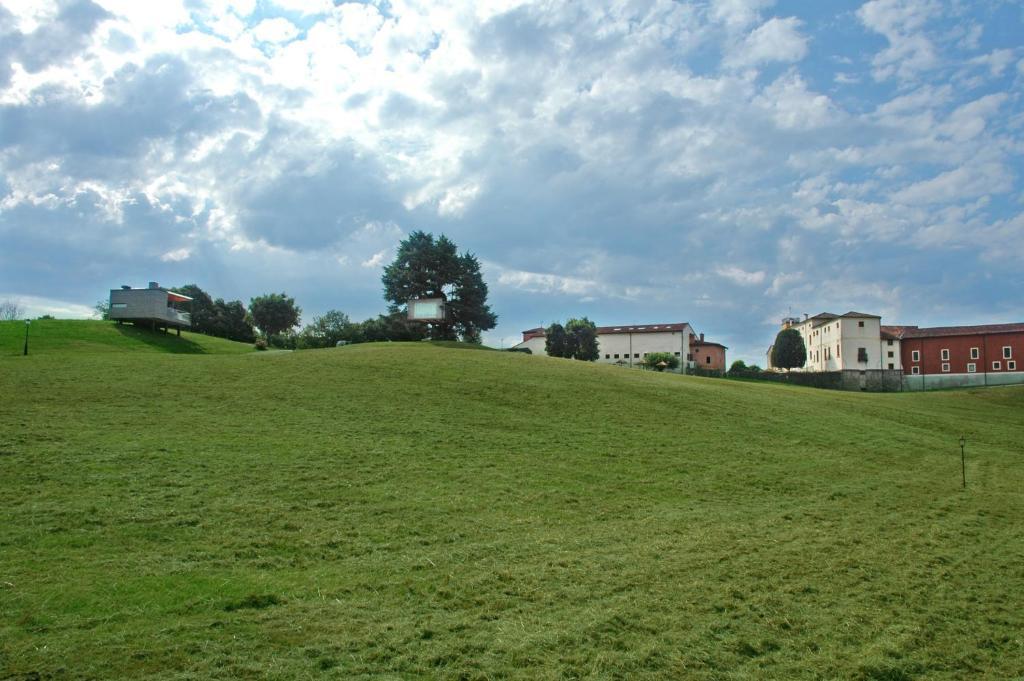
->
<box><xmin>1</xmin><ymin>340</ymin><xmax>1022</xmax><ymax>679</ymax></box>
<box><xmin>0</xmin><ymin>319</ymin><xmax>255</xmax><ymax>356</ymax></box>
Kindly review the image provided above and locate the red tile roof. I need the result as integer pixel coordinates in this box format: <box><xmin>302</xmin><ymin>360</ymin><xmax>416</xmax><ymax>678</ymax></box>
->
<box><xmin>596</xmin><ymin>323</ymin><xmax>690</xmax><ymax>335</ymax></box>
<box><xmin>693</xmin><ymin>341</ymin><xmax>729</xmax><ymax>349</ymax></box>
<box><xmin>882</xmin><ymin>323</ymin><xmax>1024</xmax><ymax>339</ymax></box>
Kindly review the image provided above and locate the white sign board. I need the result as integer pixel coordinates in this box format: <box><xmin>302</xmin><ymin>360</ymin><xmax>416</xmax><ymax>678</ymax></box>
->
<box><xmin>408</xmin><ymin>298</ymin><xmax>445</xmax><ymax>321</ymax></box>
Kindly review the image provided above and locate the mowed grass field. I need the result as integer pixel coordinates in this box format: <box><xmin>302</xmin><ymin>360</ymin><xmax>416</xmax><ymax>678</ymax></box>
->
<box><xmin>1</xmin><ymin>321</ymin><xmax>1022</xmax><ymax>680</ymax></box>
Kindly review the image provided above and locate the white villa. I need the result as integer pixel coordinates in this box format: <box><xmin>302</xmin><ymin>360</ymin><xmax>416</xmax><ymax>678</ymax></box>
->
<box><xmin>767</xmin><ymin>312</ymin><xmax>902</xmax><ymax>372</ymax></box>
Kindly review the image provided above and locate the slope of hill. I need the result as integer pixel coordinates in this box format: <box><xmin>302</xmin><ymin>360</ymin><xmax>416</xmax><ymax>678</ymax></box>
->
<box><xmin>1</xmin><ymin>343</ymin><xmax>1022</xmax><ymax>679</ymax></box>
<box><xmin>0</xmin><ymin>319</ymin><xmax>254</xmax><ymax>356</ymax></box>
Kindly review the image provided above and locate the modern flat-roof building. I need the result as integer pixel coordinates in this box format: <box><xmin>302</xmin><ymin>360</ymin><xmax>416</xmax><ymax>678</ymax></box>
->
<box><xmin>109</xmin><ymin>282</ymin><xmax>192</xmax><ymax>334</ymax></box>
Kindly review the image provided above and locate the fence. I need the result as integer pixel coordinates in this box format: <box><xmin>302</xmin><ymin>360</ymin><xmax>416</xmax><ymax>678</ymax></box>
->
<box><xmin>725</xmin><ymin>369</ymin><xmax>904</xmax><ymax>392</ymax></box>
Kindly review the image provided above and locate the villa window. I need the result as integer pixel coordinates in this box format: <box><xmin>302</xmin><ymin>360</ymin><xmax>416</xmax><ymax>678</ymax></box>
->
<box><xmin>967</xmin><ymin>363</ymin><xmax>976</xmax><ymax>373</ymax></box>
<box><xmin>970</xmin><ymin>347</ymin><xmax>979</xmax><ymax>360</ymax></box>
<box><xmin>1003</xmin><ymin>346</ymin><xmax>1013</xmax><ymax>359</ymax></box>
<box><xmin>992</xmin><ymin>361</ymin><xmax>1001</xmax><ymax>371</ymax></box>
<box><xmin>940</xmin><ymin>349</ymin><xmax>949</xmax><ymax>361</ymax></box>
<box><xmin>1009</xmin><ymin>360</ymin><xmax>1017</xmax><ymax>371</ymax></box>
<box><xmin>911</xmin><ymin>366</ymin><xmax>920</xmax><ymax>375</ymax></box>
<box><xmin>911</xmin><ymin>350</ymin><xmax>920</xmax><ymax>362</ymax></box>
<box><xmin>941</xmin><ymin>363</ymin><xmax>950</xmax><ymax>373</ymax></box>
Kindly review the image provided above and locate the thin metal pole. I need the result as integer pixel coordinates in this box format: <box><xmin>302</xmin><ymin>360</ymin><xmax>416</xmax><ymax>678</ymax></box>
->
<box><xmin>960</xmin><ymin>437</ymin><xmax>966</xmax><ymax>489</ymax></box>
<box><xmin>23</xmin><ymin>321</ymin><xmax>29</xmax><ymax>356</ymax></box>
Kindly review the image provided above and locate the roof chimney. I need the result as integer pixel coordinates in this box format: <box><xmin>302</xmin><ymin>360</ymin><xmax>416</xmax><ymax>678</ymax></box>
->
<box><xmin>700</xmin><ymin>332</ymin><xmax>704</xmax><ymax>342</ymax></box>
<box><xmin>121</xmin><ymin>285</ymin><xmax>131</xmax><ymax>290</ymax></box>
<box><xmin>148</xmin><ymin>281</ymin><xmax>160</xmax><ymax>289</ymax></box>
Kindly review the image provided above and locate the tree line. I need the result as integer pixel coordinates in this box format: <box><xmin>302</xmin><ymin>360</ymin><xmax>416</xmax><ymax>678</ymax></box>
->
<box><xmin>92</xmin><ymin>230</ymin><xmax>500</xmax><ymax>349</ymax></box>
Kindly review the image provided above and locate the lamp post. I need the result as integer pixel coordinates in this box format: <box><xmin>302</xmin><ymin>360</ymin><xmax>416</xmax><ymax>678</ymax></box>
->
<box><xmin>959</xmin><ymin>435</ymin><xmax>966</xmax><ymax>489</ymax></box>
<box><xmin>23</xmin><ymin>319</ymin><xmax>30</xmax><ymax>356</ymax></box>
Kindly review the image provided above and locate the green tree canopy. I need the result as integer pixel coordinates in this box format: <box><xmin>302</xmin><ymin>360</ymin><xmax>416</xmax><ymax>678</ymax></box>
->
<box><xmin>250</xmin><ymin>292</ymin><xmax>301</xmax><ymax>338</ymax></box>
<box><xmin>172</xmin><ymin>284</ymin><xmax>254</xmax><ymax>343</ymax></box>
<box><xmin>545</xmin><ymin>323</ymin><xmax>567</xmax><ymax>357</ymax></box>
<box><xmin>771</xmin><ymin>328</ymin><xmax>807</xmax><ymax>370</ymax></box>
<box><xmin>565</xmin><ymin>318</ymin><xmax>599</xmax><ymax>361</ymax></box>
<box><xmin>381</xmin><ymin>231</ymin><xmax>497</xmax><ymax>342</ymax></box>
<box><xmin>172</xmin><ymin>284</ymin><xmax>215</xmax><ymax>333</ymax></box>
<box><xmin>729</xmin><ymin>359</ymin><xmax>748</xmax><ymax>373</ymax></box>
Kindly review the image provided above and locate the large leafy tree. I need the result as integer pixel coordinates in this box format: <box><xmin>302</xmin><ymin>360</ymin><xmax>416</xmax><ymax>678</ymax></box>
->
<box><xmin>545</xmin><ymin>323</ymin><xmax>567</xmax><ymax>357</ymax></box>
<box><xmin>172</xmin><ymin>284</ymin><xmax>254</xmax><ymax>343</ymax></box>
<box><xmin>210</xmin><ymin>299</ymin><xmax>255</xmax><ymax>343</ymax></box>
<box><xmin>546</xmin><ymin>318</ymin><xmax>598</xmax><ymax>361</ymax></box>
<box><xmin>250</xmin><ymin>292</ymin><xmax>301</xmax><ymax>338</ymax></box>
<box><xmin>771</xmin><ymin>328</ymin><xmax>807</xmax><ymax>370</ymax></box>
<box><xmin>381</xmin><ymin>231</ymin><xmax>497</xmax><ymax>342</ymax></box>
<box><xmin>565</xmin><ymin>317</ymin><xmax>599</xmax><ymax>361</ymax></box>
<box><xmin>172</xmin><ymin>284</ymin><xmax>215</xmax><ymax>333</ymax></box>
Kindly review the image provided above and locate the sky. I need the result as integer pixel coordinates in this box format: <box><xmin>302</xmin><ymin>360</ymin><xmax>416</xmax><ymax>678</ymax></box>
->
<box><xmin>0</xmin><ymin>0</ymin><xmax>1022</xmax><ymax>363</ymax></box>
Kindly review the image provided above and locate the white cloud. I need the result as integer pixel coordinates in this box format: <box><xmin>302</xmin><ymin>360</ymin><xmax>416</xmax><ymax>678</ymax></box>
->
<box><xmin>725</xmin><ymin>17</ymin><xmax>808</xmax><ymax>68</ymax></box>
<box><xmin>716</xmin><ymin>266</ymin><xmax>766</xmax><ymax>286</ymax></box>
<box><xmin>755</xmin><ymin>71</ymin><xmax>836</xmax><ymax>129</ymax></box>
<box><xmin>968</xmin><ymin>48</ymin><xmax>1017</xmax><ymax>77</ymax></box>
<box><xmin>360</xmin><ymin>250</ymin><xmax>388</xmax><ymax>268</ymax></box>
<box><xmin>251</xmin><ymin>17</ymin><xmax>300</xmax><ymax>43</ymax></box>
<box><xmin>857</xmin><ymin>0</ymin><xmax>941</xmax><ymax>81</ymax></box>
<box><xmin>709</xmin><ymin>0</ymin><xmax>775</xmax><ymax>30</ymax></box>
<box><xmin>161</xmin><ymin>248</ymin><xmax>191</xmax><ymax>262</ymax></box>
<box><xmin>0</xmin><ymin>294</ymin><xmax>97</xmax><ymax>319</ymax></box>
<box><xmin>891</xmin><ymin>163</ymin><xmax>1013</xmax><ymax>205</ymax></box>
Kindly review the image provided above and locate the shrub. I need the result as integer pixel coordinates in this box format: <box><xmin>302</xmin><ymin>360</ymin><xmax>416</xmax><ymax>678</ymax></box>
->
<box><xmin>254</xmin><ymin>339</ymin><xmax>268</xmax><ymax>351</ymax></box>
<box><xmin>644</xmin><ymin>352</ymin><xmax>680</xmax><ymax>371</ymax></box>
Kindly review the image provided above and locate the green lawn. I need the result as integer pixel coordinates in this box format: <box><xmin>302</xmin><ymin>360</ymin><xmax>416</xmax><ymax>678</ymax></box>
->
<box><xmin>1</xmin><ymin>332</ymin><xmax>1022</xmax><ymax>679</ymax></box>
<box><xmin>0</xmin><ymin>319</ymin><xmax>255</xmax><ymax>356</ymax></box>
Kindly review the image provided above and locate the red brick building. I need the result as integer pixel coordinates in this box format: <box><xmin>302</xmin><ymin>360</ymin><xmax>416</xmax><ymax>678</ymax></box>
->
<box><xmin>883</xmin><ymin>323</ymin><xmax>1024</xmax><ymax>388</ymax></box>
<box><xmin>689</xmin><ymin>333</ymin><xmax>728</xmax><ymax>372</ymax></box>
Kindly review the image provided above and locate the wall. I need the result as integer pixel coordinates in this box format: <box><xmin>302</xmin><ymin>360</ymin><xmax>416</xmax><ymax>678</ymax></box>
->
<box><xmin>901</xmin><ymin>332</ymin><xmax>1023</xmax><ymax>377</ymax></box>
<box><xmin>691</xmin><ymin>343</ymin><xmax>726</xmax><ymax>371</ymax></box>
<box><xmin>597</xmin><ymin>330</ymin><xmax>689</xmax><ymax>370</ymax></box>
<box><xmin>838</xmin><ymin>369</ymin><xmax>904</xmax><ymax>392</ymax></box>
<box><xmin>511</xmin><ymin>335</ymin><xmax>547</xmax><ymax>354</ymax></box>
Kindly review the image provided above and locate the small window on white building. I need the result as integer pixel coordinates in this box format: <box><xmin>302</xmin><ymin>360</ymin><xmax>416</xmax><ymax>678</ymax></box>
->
<box><xmin>605</xmin><ymin>354</ymin><xmax>610</xmax><ymax>359</ymax></box>
<box><xmin>967</xmin><ymin>363</ymin><xmax>976</xmax><ymax>373</ymax></box>
<box><xmin>1009</xmin><ymin>360</ymin><xmax>1017</xmax><ymax>371</ymax></box>
<box><xmin>941</xmin><ymin>363</ymin><xmax>950</xmax><ymax>373</ymax></box>
<box><xmin>970</xmin><ymin>347</ymin><xmax>979</xmax><ymax>360</ymax></box>
<box><xmin>887</xmin><ymin>340</ymin><xmax>893</xmax><ymax>346</ymax></box>
<box><xmin>887</xmin><ymin>351</ymin><xmax>894</xmax><ymax>358</ymax></box>
<box><xmin>674</xmin><ymin>352</ymin><xmax>680</xmax><ymax>357</ymax></box>
<box><xmin>1003</xmin><ymin>346</ymin><xmax>1012</xmax><ymax>359</ymax></box>
<box><xmin>858</xmin><ymin>321</ymin><xmax>864</xmax><ymax>327</ymax></box>
<box><xmin>941</xmin><ymin>348</ymin><xmax>950</xmax><ymax>361</ymax></box>
<box><xmin>911</xmin><ymin>350</ymin><xmax>920</xmax><ymax>362</ymax></box>
<box><xmin>613</xmin><ymin>354</ymin><xmax>619</xmax><ymax>359</ymax></box>
<box><xmin>992</xmin><ymin>361</ymin><xmax>1001</xmax><ymax>371</ymax></box>
<box><xmin>888</xmin><ymin>363</ymin><xmax>894</xmax><ymax>370</ymax></box>
<box><xmin>911</xmin><ymin>366</ymin><xmax>920</xmax><ymax>375</ymax></box>
<box><xmin>634</xmin><ymin>353</ymin><xmax>639</xmax><ymax>359</ymax></box>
